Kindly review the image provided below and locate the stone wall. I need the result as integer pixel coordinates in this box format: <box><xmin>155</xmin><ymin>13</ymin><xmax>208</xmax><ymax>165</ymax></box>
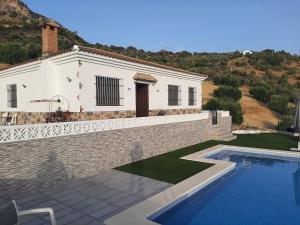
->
<box><xmin>0</xmin><ymin>108</ymin><xmax>201</xmax><ymax>125</ymax></box>
<box><xmin>0</xmin><ymin>113</ymin><xmax>232</xmax><ymax>200</ymax></box>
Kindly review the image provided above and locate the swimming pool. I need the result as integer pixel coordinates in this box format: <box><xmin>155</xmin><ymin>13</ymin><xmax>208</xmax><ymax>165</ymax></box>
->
<box><xmin>152</xmin><ymin>150</ymin><xmax>300</xmax><ymax>225</ymax></box>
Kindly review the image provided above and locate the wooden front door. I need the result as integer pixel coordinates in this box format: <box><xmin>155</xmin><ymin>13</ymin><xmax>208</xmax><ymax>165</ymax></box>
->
<box><xmin>136</xmin><ymin>83</ymin><xmax>149</xmax><ymax>117</ymax></box>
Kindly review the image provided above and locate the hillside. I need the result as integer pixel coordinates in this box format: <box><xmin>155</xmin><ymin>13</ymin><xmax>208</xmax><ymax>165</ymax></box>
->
<box><xmin>1</xmin><ymin>1</ymin><xmax>300</xmax><ymax>130</ymax></box>
<box><xmin>0</xmin><ymin>0</ymin><xmax>88</xmax><ymax>65</ymax></box>
<box><xmin>240</xmin><ymin>86</ymin><xmax>278</xmax><ymax>129</ymax></box>
<box><xmin>203</xmin><ymin>81</ymin><xmax>278</xmax><ymax>130</ymax></box>
<box><xmin>2</xmin><ymin>3</ymin><xmax>297</xmax><ymax>75</ymax></box>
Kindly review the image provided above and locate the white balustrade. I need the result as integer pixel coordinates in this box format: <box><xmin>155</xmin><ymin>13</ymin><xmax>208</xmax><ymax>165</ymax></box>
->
<box><xmin>0</xmin><ymin>111</ymin><xmax>229</xmax><ymax>143</ymax></box>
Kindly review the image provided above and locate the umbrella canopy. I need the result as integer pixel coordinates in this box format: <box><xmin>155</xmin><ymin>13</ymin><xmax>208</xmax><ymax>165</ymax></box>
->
<box><xmin>293</xmin><ymin>96</ymin><xmax>300</xmax><ymax>132</ymax></box>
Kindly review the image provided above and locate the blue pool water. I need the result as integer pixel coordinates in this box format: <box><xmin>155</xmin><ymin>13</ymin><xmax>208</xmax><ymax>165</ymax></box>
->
<box><xmin>152</xmin><ymin>150</ymin><xmax>300</xmax><ymax>225</ymax></box>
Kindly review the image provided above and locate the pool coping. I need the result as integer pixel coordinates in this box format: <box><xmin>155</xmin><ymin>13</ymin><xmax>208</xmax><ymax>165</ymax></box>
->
<box><xmin>104</xmin><ymin>145</ymin><xmax>300</xmax><ymax>225</ymax></box>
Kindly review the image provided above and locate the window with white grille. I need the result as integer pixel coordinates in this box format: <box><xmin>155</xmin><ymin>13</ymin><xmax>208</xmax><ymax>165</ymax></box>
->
<box><xmin>95</xmin><ymin>76</ymin><xmax>123</xmax><ymax>106</ymax></box>
<box><xmin>188</xmin><ymin>87</ymin><xmax>197</xmax><ymax>106</ymax></box>
<box><xmin>168</xmin><ymin>85</ymin><xmax>181</xmax><ymax>106</ymax></box>
<box><xmin>7</xmin><ymin>84</ymin><xmax>17</xmax><ymax>108</ymax></box>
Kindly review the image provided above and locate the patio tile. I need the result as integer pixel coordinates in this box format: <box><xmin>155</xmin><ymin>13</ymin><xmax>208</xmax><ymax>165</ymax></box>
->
<box><xmin>2</xmin><ymin>169</ymin><xmax>172</xmax><ymax>225</ymax></box>
<box><xmin>30</xmin><ymin>199</ymin><xmax>60</xmax><ymax>208</ymax></box>
<box><xmin>19</xmin><ymin>218</ymin><xmax>46</xmax><ymax>225</ymax></box>
<box><xmin>54</xmin><ymin>207</ymin><xmax>74</xmax><ymax>219</ymax></box>
<box><xmin>94</xmin><ymin>189</ymin><xmax>120</xmax><ymax>200</ymax></box>
<box><xmin>105</xmin><ymin>193</ymin><xmax>128</xmax><ymax>204</ymax></box>
<box><xmin>111</xmin><ymin>195</ymin><xmax>140</xmax><ymax>208</ymax></box>
<box><xmin>56</xmin><ymin>211</ymin><xmax>86</xmax><ymax>225</ymax></box>
<box><xmin>64</xmin><ymin>215</ymin><xmax>95</xmax><ymax>225</ymax></box>
<box><xmin>80</xmin><ymin>201</ymin><xmax>109</xmax><ymax>214</ymax></box>
<box><xmin>51</xmin><ymin>203</ymin><xmax>68</xmax><ymax>212</ymax></box>
<box><xmin>83</xmin><ymin>186</ymin><xmax>112</xmax><ymax>197</ymax></box>
<box><xmin>18</xmin><ymin>194</ymin><xmax>49</xmax><ymax>208</ymax></box>
<box><xmin>19</xmin><ymin>215</ymin><xmax>46</xmax><ymax>225</ymax></box>
<box><xmin>89</xmin><ymin>205</ymin><xmax>119</xmax><ymax>220</ymax></box>
<box><xmin>59</xmin><ymin>192</ymin><xmax>90</xmax><ymax>206</ymax></box>
<box><xmin>72</xmin><ymin>197</ymin><xmax>99</xmax><ymax>210</ymax></box>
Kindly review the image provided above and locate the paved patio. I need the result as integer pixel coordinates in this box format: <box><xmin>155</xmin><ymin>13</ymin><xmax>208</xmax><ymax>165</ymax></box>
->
<box><xmin>1</xmin><ymin>170</ymin><xmax>172</xmax><ymax>225</ymax></box>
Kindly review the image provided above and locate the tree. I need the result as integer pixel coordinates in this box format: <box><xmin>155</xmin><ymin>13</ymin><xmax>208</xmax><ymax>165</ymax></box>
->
<box><xmin>213</xmin><ymin>85</ymin><xmax>242</xmax><ymax>101</ymax></box>
<box><xmin>268</xmin><ymin>95</ymin><xmax>289</xmax><ymax>128</ymax></box>
<box><xmin>277</xmin><ymin>115</ymin><xmax>293</xmax><ymax>131</ymax></box>
<box><xmin>213</xmin><ymin>75</ymin><xmax>240</xmax><ymax>87</ymax></box>
<box><xmin>268</xmin><ymin>95</ymin><xmax>289</xmax><ymax>114</ymax></box>
<box><xmin>287</xmin><ymin>68</ymin><xmax>297</xmax><ymax>75</ymax></box>
<box><xmin>203</xmin><ymin>98</ymin><xmax>243</xmax><ymax>125</ymax></box>
<box><xmin>203</xmin><ymin>98</ymin><xmax>220</xmax><ymax>110</ymax></box>
<box><xmin>249</xmin><ymin>85</ymin><xmax>273</xmax><ymax>103</ymax></box>
<box><xmin>0</xmin><ymin>42</ymin><xmax>27</xmax><ymax>64</ymax></box>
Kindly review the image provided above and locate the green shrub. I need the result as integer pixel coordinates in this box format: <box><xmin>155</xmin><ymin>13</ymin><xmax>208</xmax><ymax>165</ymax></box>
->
<box><xmin>249</xmin><ymin>85</ymin><xmax>273</xmax><ymax>103</ymax></box>
<box><xmin>203</xmin><ymin>98</ymin><xmax>243</xmax><ymax>125</ymax></box>
<box><xmin>265</xmin><ymin>69</ymin><xmax>273</xmax><ymax>77</ymax></box>
<box><xmin>287</xmin><ymin>68</ymin><xmax>297</xmax><ymax>75</ymax></box>
<box><xmin>0</xmin><ymin>42</ymin><xmax>27</xmax><ymax>64</ymax></box>
<box><xmin>234</xmin><ymin>61</ymin><xmax>247</xmax><ymax>67</ymax></box>
<box><xmin>268</xmin><ymin>95</ymin><xmax>289</xmax><ymax>114</ymax></box>
<box><xmin>213</xmin><ymin>85</ymin><xmax>242</xmax><ymax>101</ymax></box>
<box><xmin>278</xmin><ymin>115</ymin><xmax>293</xmax><ymax>131</ymax></box>
<box><xmin>249</xmin><ymin>71</ymin><xmax>256</xmax><ymax>76</ymax></box>
<box><xmin>213</xmin><ymin>75</ymin><xmax>240</xmax><ymax>87</ymax></box>
<box><xmin>203</xmin><ymin>98</ymin><xmax>220</xmax><ymax>110</ymax></box>
<box><xmin>9</xmin><ymin>11</ymin><xmax>18</xmax><ymax>18</ymax></box>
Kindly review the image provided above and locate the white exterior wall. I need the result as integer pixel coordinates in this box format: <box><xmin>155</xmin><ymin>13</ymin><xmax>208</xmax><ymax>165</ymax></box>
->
<box><xmin>0</xmin><ymin>61</ymin><xmax>54</xmax><ymax>112</ymax></box>
<box><xmin>78</xmin><ymin>51</ymin><xmax>203</xmax><ymax>112</ymax></box>
<box><xmin>51</xmin><ymin>58</ymin><xmax>80</xmax><ymax>112</ymax></box>
<box><xmin>0</xmin><ymin>50</ymin><xmax>205</xmax><ymax>113</ymax></box>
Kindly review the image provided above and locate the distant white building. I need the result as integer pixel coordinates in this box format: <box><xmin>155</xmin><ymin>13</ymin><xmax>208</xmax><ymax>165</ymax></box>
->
<box><xmin>241</xmin><ymin>50</ymin><xmax>253</xmax><ymax>55</ymax></box>
<box><xmin>0</xmin><ymin>20</ymin><xmax>207</xmax><ymax>124</ymax></box>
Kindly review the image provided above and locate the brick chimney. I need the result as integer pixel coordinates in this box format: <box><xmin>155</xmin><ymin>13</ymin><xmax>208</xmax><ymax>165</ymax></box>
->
<box><xmin>42</xmin><ymin>20</ymin><xmax>60</xmax><ymax>56</ymax></box>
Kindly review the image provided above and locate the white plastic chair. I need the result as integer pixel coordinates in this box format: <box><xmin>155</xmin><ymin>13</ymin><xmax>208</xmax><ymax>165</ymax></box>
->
<box><xmin>0</xmin><ymin>200</ymin><xmax>57</xmax><ymax>225</ymax></box>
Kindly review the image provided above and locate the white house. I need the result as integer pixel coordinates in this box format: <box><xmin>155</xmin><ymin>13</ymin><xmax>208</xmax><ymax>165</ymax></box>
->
<box><xmin>0</xmin><ymin>21</ymin><xmax>207</xmax><ymax>124</ymax></box>
<box><xmin>241</xmin><ymin>50</ymin><xmax>253</xmax><ymax>55</ymax></box>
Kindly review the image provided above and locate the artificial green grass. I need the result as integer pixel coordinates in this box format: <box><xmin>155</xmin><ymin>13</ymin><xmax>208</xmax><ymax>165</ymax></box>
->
<box><xmin>116</xmin><ymin>133</ymin><xmax>298</xmax><ymax>184</ymax></box>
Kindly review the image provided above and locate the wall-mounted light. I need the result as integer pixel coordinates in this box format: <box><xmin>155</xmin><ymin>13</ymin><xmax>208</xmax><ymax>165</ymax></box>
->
<box><xmin>79</xmin><ymin>82</ymin><xmax>83</xmax><ymax>89</ymax></box>
<box><xmin>66</xmin><ymin>77</ymin><xmax>72</xmax><ymax>82</ymax></box>
<box><xmin>78</xmin><ymin>60</ymin><xmax>82</xmax><ymax>66</ymax></box>
<box><xmin>22</xmin><ymin>84</ymin><xmax>27</xmax><ymax>88</ymax></box>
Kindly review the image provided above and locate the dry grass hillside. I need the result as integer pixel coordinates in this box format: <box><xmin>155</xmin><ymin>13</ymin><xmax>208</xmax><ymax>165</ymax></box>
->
<box><xmin>228</xmin><ymin>56</ymin><xmax>300</xmax><ymax>84</ymax></box>
<box><xmin>202</xmin><ymin>81</ymin><xmax>278</xmax><ymax>130</ymax></box>
<box><xmin>0</xmin><ymin>63</ymin><xmax>9</xmax><ymax>70</ymax></box>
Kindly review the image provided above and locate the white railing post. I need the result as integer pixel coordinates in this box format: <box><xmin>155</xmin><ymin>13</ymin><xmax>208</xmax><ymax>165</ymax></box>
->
<box><xmin>10</xmin><ymin>126</ymin><xmax>15</xmax><ymax>142</ymax></box>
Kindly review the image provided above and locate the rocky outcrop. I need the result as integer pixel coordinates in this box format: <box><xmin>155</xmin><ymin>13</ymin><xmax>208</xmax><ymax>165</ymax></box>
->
<box><xmin>0</xmin><ymin>0</ymin><xmax>45</xmax><ymax>24</ymax></box>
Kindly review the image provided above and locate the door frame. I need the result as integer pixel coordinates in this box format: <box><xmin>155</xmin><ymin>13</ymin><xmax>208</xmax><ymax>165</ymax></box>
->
<box><xmin>135</xmin><ymin>82</ymin><xmax>149</xmax><ymax>117</ymax></box>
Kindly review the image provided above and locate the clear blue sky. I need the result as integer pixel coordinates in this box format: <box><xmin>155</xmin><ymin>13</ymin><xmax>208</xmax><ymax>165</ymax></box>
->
<box><xmin>23</xmin><ymin>0</ymin><xmax>300</xmax><ymax>54</ymax></box>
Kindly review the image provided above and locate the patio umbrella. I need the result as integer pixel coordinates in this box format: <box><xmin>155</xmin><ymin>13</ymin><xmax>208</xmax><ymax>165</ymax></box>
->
<box><xmin>293</xmin><ymin>96</ymin><xmax>300</xmax><ymax>133</ymax></box>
